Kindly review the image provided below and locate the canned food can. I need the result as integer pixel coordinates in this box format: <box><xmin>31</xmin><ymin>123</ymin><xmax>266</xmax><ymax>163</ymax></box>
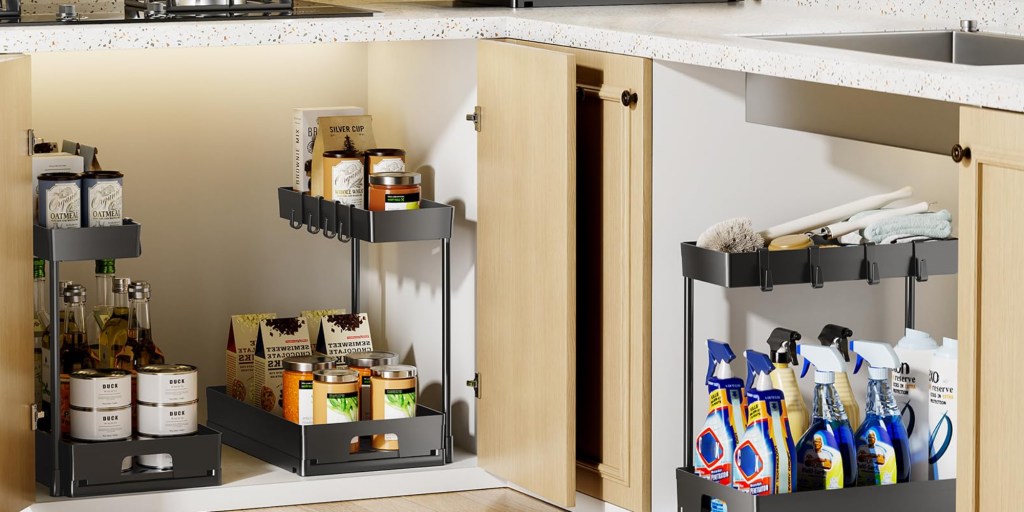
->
<box><xmin>135</xmin><ymin>435</ymin><xmax>173</xmax><ymax>470</ymax></box>
<box><xmin>81</xmin><ymin>170</ymin><xmax>124</xmax><ymax>227</ymax></box>
<box><xmin>38</xmin><ymin>172</ymin><xmax>81</xmax><ymax>229</ymax></box>
<box><xmin>70</xmin><ymin>368</ymin><xmax>132</xmax><ymax>409</ymax></box>
<box><xmin>136</xmin><ymin>364</ymin><xmax>197</xmax><ymax>405</ymax></box>
<box><xmin>137</xmin><ymin>400</ymin><xmax>198</xmax><ymax>437</ymax></box>
<box><xmin>69</xmin><ymin>405</ymin><xmax>132</xmax><ymax>442</ymax></box>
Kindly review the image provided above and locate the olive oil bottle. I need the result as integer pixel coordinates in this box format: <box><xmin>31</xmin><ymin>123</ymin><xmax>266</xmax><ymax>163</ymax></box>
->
<box><xmin>33</xmin><ymin>258</ymin><xmax>49</xmax><ymax>405</ymax></box>
<box><xmin>60</xmin><ymin>284</ymin><xmax>99</xmax><ymax>374</ymax></box>
<box><xmin>99</xmin><ymin>278</ymin><xmax>130</xmax><ymax>367</ymax></box>
<box><xmin>115</xmin><ymin>281</ymin><xmax>165</xmax><ymax>370</ymax></box>
<box><xmin>90</xmin><ymin>259</ymin><xmax>116</xmax><ymax>361</ymax></box>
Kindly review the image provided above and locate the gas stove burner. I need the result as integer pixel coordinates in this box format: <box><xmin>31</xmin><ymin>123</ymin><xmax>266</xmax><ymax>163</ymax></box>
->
<box><xmin>0</xmin><ymin>0</ymin><xmax>374</xmax><ymax>24</ymax></box>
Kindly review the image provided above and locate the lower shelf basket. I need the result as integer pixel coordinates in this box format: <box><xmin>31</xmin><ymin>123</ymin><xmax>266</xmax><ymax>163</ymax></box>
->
<box><xmin>676</xmin><ymin>467</ymin><xmax>954</xmax><ymax>512</ymax></box>
<box><xmin>206</xmin><ymin>386</ymin><xmax>445</xmax><ymax>476</ymax></box>
<box><xmin>35</xmin><ymin>426</ymin><xmax>222</xmax><ymax>497</ymax></box>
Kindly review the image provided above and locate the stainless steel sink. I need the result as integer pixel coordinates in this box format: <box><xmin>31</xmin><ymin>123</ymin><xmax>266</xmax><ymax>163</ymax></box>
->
<box><xmin>760</xmin><ymin>30</ymin><xmax>1024</xmax><ymax>66</ymax></box>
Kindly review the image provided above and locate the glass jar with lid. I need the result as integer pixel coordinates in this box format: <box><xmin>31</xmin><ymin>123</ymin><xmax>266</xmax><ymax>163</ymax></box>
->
<box><xmin>368</xmin><ymin>172</ymin><xmax>421</xmax><ymax>211</ymax></box>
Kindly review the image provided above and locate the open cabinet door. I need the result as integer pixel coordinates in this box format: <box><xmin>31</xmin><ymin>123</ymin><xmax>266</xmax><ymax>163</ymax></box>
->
<box><xmin>0</xmin><ymin>54</ymin><xmax>35</xmax><ymax>512</ymax></box>
<box><xmin>476</xmin><ymin>40</ymin><xmax>577</xmax><ymax>508</ymax></box>
<box><xmin>958</xmin><ymin>107</ymin><xmax>1024</xmax><ymax>512</ymax></box>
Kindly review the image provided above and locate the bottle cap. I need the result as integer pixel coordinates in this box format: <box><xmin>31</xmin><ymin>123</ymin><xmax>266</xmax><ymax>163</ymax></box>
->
<box><xmin>744</xmin><ymin>350</ymin><xmax>776</xmax><ymax>391</ymax></box>
<box><xmin>707</xmin><ymin>339</ymin><xmax>737</xmax><ymax>384</ymax></box>
<box><xmin>796</xmin><ymin>344</ymin><xmax>845</xmax><ymax>385</ymax></box>
<box><xmin>936</xmin><ymin>337</ymin><xmax>959</xmax><ymax>358</ymax></box>
<box><xmin>34</xmin><ymin>259</ymin><xmax>45</xmax><ymax>279</ymax></box>
<box><xmin>62</xmin><ymin>284</ymin><xmax>86</xmax><ymax>303</ymax></box>
<box><xmin>113</xmin><ymin>277</ymin><xmax>131</xmax><ymax>293</ymax></box>
<box><xmin>95</xmin><ymin>259</ymin><xmax>116</xmax><ymax>275</ymax></box>
<box><xmin>128</xmin><ymin>281</ymin><xmax>151</xmax><ymax>300</ymax></box>
<box><xmin>896</xmin><ymin>327</ymin><xmax>938</xmax><ymax>350</ymax></box>
<box><xmin>850</xmin><ymin>340</ymin><xmax>900</xmax><ymax>380</ymax></box>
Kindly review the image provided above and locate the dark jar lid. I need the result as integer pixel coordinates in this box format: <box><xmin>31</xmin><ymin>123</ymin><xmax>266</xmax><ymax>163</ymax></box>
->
<box><xmin>83</xmin><ymin>170</ymin><xmax>124</xmax><ymax>179</ymax></box>
<box><xmin>38</xmin><ymin>172</ymin><xmax>81</xmax><ymax>181</ymax></box>
<box><xmin>323</xmin><ymin>150</ymin><xmax>362</xmax><ymax>159</ymax></box>
<box><xmin>363</xmin><ymin>148</ymin><xmax>406</xmax><ymax>158</ymax></box>
<box><xmin>369</xmin><ymin>172</ymin><xmax>421</xmax><ymax>186</ymax></box>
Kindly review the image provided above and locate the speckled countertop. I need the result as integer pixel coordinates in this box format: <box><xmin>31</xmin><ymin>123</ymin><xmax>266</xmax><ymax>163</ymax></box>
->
<box><xmin>4</xmin><ymin>1</ymin><xmax>1024</xmax><ymax>111</ymax></box>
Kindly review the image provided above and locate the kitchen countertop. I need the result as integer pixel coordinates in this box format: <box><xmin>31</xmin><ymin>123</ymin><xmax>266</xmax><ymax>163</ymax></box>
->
<box><xmin>4</xmin><ymin>1</ymin><xmax>1024</xmax><ymax>112</ymax></box>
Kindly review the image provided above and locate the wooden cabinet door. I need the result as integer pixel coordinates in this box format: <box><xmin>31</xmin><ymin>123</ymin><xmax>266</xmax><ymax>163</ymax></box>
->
<box><xmin>958</xmin><ymin>106</ymin><xmax>1024</xmax><ymax>512</ymax></box>
<box><xmin>476</xmin><ymin>40</ymin><xmax>578</xmax><ymax>508</ymax></box>
<box><xmin>0</xmin><ymin>54</ymin><xmax>34</xmax><ymax>512</ymax></box>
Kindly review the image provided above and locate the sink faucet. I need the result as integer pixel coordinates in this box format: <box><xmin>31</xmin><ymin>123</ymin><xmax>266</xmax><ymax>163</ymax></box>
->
<box><xmin>961</xmin><ymin>19</ymin><xmax>980</xmax><ymax>32</ymax></box>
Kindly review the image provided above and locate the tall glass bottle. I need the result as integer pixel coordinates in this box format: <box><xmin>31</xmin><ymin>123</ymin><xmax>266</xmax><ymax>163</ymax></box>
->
<box><xmin>115</xmin><ymin>281</ymin><xmax>165</xmax><ymax>370</ymax></box>
<box><xmin>59</xmin><ymin>284</ymin><xmax>99</xmax><ymax>434</ymax></box>
<box><xmin>33</xmin><ymin>259</ymin><xmax>49</xmax><ymax>405</ymax></box>
<box><xmin>91</xmin><ymin>259</ymin><xmax>116</xmax><ymax>358</ymax></box>
<box><xmin>99</xmin><ymin>278</ymin><xmax>130</xmax><ymax>368</ymax></box>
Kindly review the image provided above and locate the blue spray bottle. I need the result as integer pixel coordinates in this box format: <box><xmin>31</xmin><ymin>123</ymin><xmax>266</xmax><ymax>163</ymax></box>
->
<box><xmin>733</xmin><ymin>350</ymin><xmax>795</xmax><ymax>495</ymax></box>
<box><xmin>794</xmin><ymin>344</ymin><xmax>857</xmax><ymax>490</ymax></box>
<box><xmin>851</xmin><ymin>340</ymin><xmax>911</xmax><ymax>484</ymax></box>
<box><xmin>695</xmin><ymin>339</ymin><xmax>747</xmax><ymax>486</ymax></box>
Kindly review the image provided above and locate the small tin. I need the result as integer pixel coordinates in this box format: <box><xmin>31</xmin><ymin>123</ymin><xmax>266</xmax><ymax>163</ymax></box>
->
<box><xmin>69</xmin><ymin>405</ymin><xmax>132</xmax><ymax>442</ymax></box>
<box><xmin>69</xmin><ymin>368</ymin><xmax>132</xmax><ymax>409</ymax></box>
<box><xmin>136</xmin><ymin>364</ymin><xmax>198</xmax><ymax>405</ymax></box>
<box><xmin>38</xmin><ymin>172</ymin><xmax>82</xmax><ymax>229</ymax></box>
<box><xmin>137</xmin><ymin>400</ymin><xmax>199</xmax><ymax>437</ymax></box>
<box><xmin>81</xmin><ymin>170</ymin><xmax>124</xmax><ymax>227</ymax></box>
<box><xmin>364</xmin><ymin>148</ymin><xmax>406</xmax><ymax>174</ymax></box>
<box><xmin>135</xmin><ymin>435</ymin><xmax>173</xmax><ymax>470</ymax></box>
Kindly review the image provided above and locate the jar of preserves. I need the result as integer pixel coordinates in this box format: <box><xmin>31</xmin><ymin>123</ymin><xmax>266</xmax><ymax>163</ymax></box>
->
<box><xmin>282</xmin><ymin>355</ymin><xmax>337</xmax><ymax>425</ymax></box>
<box><xmin>343</xmin><ymin>351</ymin><xmax>398</xmax><ymax>420</ymax></box>
<box><xmin>368</xmin><ymin>172</ymin><xmax>421</xmax><ymax>211</ymax></box>
<box><xmin>370</xmin><ymin>365</ymin><xmax>417</xmax><ymax>450</ymax></box>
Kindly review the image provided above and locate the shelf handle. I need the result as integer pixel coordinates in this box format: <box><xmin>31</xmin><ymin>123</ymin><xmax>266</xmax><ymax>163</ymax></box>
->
<box><xmin>808</xmin><ymin>245</ymin><xmax>824</xmax><ymax>289</ymax></box>
<box><xmin>288</xmin><ymin>209</ymin><xmax>302</xmax><ymax>230</ymax></box>
<box><xmin>758</xmin><ymin>248</ymin><xmax>774</xmax><ymax>292</ymax></box>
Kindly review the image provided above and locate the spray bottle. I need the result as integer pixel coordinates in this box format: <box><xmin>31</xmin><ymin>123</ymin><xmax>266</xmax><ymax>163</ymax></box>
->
<box><xmin>929</xmin><ymin>337</ymin><xmax>958</xmax><ymax>480</ymax></box>
<box><xmin>851</xmin><ymin>340</ymin><xmax>911</xmax><ymax>485</ymax></box>
<box><xmin>734</xmin><ymin>350</ymin><xmax>795</xmax><ymax>495</ymax></box>
<box><xmin>893</xmin><ymin>328</ymin><xmax>937</xmax><ymax>481</ymax></box>
<box><xmin>812</xmin><ymin>324</ymin><xmax>862</xmax><ymax>430</ymax></box>
<box><xmin>794</xmin><ymin>344</ymin><xmax>857</xmax><ymax>490</ymax></box>
<box><xmin>695</xmin><ymin>339</ymin><xmax>747</xmax><ymax>486</ymax></box>
<box><xmin>767</xmin><ymin>328</ymin><xmax>809</xmax><ymax>439</ymax></box>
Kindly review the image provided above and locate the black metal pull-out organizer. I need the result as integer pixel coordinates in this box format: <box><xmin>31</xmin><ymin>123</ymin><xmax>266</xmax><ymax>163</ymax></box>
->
<box><xmin>206</xmin><ymin>187</ymin><xmax>454</xmax><ymax>476</ymax></box>
<box><xmin>676</xmin><ymin>239</ymin><xmax>958</xmax><ymax>511</ymax></box>
<box><xmin>34</xmin><ymin>220</ymin><xmax>223</xmax><ymax>498</ymax></box>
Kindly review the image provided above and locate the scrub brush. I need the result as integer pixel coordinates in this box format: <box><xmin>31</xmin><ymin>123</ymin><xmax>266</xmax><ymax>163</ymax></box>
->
<box><xmin>696</xmin><ymin>217</ymin><xmax>764</xmax><ymax>253</ymax></box>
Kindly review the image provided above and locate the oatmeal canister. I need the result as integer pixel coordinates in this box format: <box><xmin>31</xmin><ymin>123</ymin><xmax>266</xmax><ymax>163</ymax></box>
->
<box><xmin>81</xmin><ymin>170</ymin><xmax>124</xmax><ymax>227</ymax></box>
<box><xmin>38</xmin><ymin>172</ymin><xmax>82</xmax><ymax>228</ymax></box>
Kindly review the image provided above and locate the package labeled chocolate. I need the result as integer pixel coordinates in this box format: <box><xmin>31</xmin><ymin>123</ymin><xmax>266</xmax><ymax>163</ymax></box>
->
<box><xmin>315</xmin><ymin>313</ymin><xmax>373</xmax><ymax>358</ymax></box>
<box><xmin>301</xmin><ymin>309</ymin><xmax>345</xmax><ymax>349</ymax></box>
<box><xmin>226</xmin><ymin>313</ymin><xmax>277</xmax><ymax>405</ymax></box>
<box><xmin>253</xmin><ymin>317</ymin><xmax>312</xmax><ymax>415</ymax></box>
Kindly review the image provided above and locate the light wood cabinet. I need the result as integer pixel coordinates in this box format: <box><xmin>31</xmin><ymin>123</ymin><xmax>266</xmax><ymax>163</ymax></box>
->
<box><xmin>0</xmin><ymin>53</ymin><xmax>35</xmax><ymax>512</ymax></box>
<box><xmin>957</xmin><ymin>106</ymin><xmax>1024</xmax><ymax>512</ymax></box>
<box><xmin>474</xmin><ymin>40</ymin><xmax>652</xmax><ymax>512</ymax></box>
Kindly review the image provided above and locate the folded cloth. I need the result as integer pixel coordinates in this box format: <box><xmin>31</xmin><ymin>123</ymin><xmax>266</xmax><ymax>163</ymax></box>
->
<box><xmin>862</xmin><ymin>209</ymin><xmax>952</xmax><ymax>244</ymax></box>
<box><xmin>879</xmin><ymin>234</ymin><xmax>936</xmax><ymax>245</ymax></box>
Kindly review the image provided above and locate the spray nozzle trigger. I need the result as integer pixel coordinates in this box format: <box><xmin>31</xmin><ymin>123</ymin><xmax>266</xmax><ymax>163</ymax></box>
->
<box><xmin>706</xmin><ymin>339</ymin><xmax>736</xmax><ymax>385</ymax></box>
<box><xmin>850</xmin><ymin>340</ymin><xmax>900</xmax><ymax>377</ymax></box>
<box><xmin>855</xmin><ymin>354</ymin><xmax>865</xmax><ymax>374</ymax></box>
<box><xmin>767</xmin><ymin>327</ymin><xmax>801</xmax><ymax>365</ymax></box>
<box><xmin>800</xmin><ymin>359</ymin><xmax>810</xmax><ymax>378</ymax></box>
<box><xmin>744</xmin><ymin>350</ymin><xmax>775</xmax><ymax>390</ymax></box>
<box><xmin>818</xmin><ymin>324</ymin><xmax>854</xmax><ymax>362</ymax></box>
<box><xmin>796</xmin><ymin>344</ymin><xmax>846</xmax><ymax>378</ymax></box>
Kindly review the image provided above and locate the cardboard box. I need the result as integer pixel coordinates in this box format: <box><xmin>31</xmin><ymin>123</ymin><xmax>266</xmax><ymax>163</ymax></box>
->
<box><xmin>293</xmin><ymin>107</ymin><xmax>364</xmax><ymax>193</ymax></box>
<box><xmin>254</xmin><ymin>317</ymin><xmax>312</xmax><ymax>415</ymax></box>
<box><xmin>301</xmin><ymin>309</ymin><xmax>345</xmax><ymax>347</ymax></box>
<box><xmin>315</xmin><ymin>313</ymin><xmax>373</xmax><ymax>358</ymax></box>
<box><xmin>226</xmin><ymin>313</ymin><xmax>277</xmax><ymax>405</ymax></box>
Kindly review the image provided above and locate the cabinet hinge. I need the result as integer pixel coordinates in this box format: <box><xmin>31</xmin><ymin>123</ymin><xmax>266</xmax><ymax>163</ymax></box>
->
<box><xmin>31</xmin><ymin>403</ymin><xmax>44</xmax><ymax>431</ymax></box>
<box><xmin>27</xmin><ymin>128</ymin><xmax>35</xmax><ymax>156</ymax></box>
<box><xmin>466</xmin><ymin>373</ymin><xmax>481</xmax><ymax>399</ymax></box>
<box><xmin>466</xmin><ymin>107</ymin><xmax>481</xmax><ymax>133</ymax></box>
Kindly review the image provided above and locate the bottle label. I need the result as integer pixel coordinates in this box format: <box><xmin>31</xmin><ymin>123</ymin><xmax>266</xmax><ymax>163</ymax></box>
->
<box><xmin>298</xmin><ymin>379</ymin><xmax>314</xmax><ymax>425</ymax></box>
<box><xmin>734</xmin><ymin>401</ymin><xmax>775</xmax><ymax>496</ymax></box>
<box><xmin>331</xmin><ymin>159</ymin><xmax>364</xmax><ymax>209</ymax></box>
<box><xmin>383</xmin><ymin>387</ymin><xmax>416</xmax><ymax>419</ymax></box>
<box><xmin>696</xmin><ymin>389</ymin><xmax>736</xmax><ymax>486</ymax></box>
<box><xmin>326</xmin><ymin>391</ymin><xmax>359</xmax><ymax>423</ymax></box>
<box><xmin>856</xmin><ymin>423</ymin><xmax>898</xmax><ymax>485</ymax></box>
<box><xmin>87</xmin><ymin>180</ymin><xmax>123</xmax><ymax>227</ymax></box>
<box><xmin>372</xmin><ymin>157</ymin><xmax>405</xmax><ymax>174</ymax></box>
<box><xmin>929</xmin><ymin>357</ymin><xmax>957</xmax><ymax>480</ymax></box>
<box><xmin>383</xmin><ymin>192</ymin><xmax>420</xmax><ymax>211</ymax></box>
<box><xmin>796</xmin><ymin>429</ymin><xmax>844</xmax><ymax>490</ymax></box>
<box><xmin>43</xmin><ymin>182</ymin><xmax>81</xmax><ymax>229</ymax></box>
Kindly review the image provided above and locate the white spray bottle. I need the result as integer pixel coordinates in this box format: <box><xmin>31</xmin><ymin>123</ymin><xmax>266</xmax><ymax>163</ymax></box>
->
<box><xmin>893</xmin><ymin>328</ymin><xmax>937</xmax><ymax>481</ymax></box>
<box><xmin>929</xmin><ymin>337</ymin><xmax>958</xmax><ymax>480</ymax></box>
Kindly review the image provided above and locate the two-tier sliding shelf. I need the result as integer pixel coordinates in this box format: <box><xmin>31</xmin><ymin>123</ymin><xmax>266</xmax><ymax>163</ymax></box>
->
<box><xmin>675</xmin><ymin>240</ymin><xmax>958</xmax><ymax>511</ymax></box>
<box><xmin>34</xmin><ymin>220</ymin><xmax>223</xmax><ymax>497</ymax></box>
<box><xmin>206</xmin><ymin>187</ymin><xmax>454</xmax><ymax>476</ymax></box>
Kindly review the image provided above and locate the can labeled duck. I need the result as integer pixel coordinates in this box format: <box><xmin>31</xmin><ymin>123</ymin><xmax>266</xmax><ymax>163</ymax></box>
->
<box><xmin>70</xmin><ymin>406</ymin><xmax>132</xmax><ymax>442</ymax></box>
<box><xmin>137</xmin><ymin>400</ymin><xmax>198</xmax><ymax>437</ymax></box>
<box><xmin>70</xmin><ymin>368</ymin><xmax>132</xmax><ymax>410</ymax></box>
<box><xmin>137</xmin><ymin>364</ymin><xmax>198</xmax><ymax>405</ymax></box>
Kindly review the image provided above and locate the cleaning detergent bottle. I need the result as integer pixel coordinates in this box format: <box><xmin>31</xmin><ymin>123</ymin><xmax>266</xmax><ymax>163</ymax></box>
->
<box><xmin>815</xmin><ymin>324</ymin><xmax>862</xmax><ymax>429</ymax></box>
<box><xmin>767</xmin><ymin>328</ymin><xmax>809</xmax><ymax>439</ymax></box>
<box><xmin>695</xmin><ymin>340</ymin><xmax>747</xmax><ymax>486</ymax></box>
<box><xmin>893</xmin><ymin>328</ymin><xmax>937</xmax><ymax>481</ymax></box>
<box><xmin>795</xmin><ymin>344</ymin><xmax>857</xmax><ymax>490</ymax></box>
<box><xmin>929</xmin><ymin>337</ymin><xmax>958</xmax><ymax>480</ymax></box>
<box><xmin>734</xmin><ymin>350</ymin><xmax>795</xmax><ymax>495</ymax></box>
<box><xmin>851</xmin><ymin>340</ymin><xmax>911</xmax><ymax>485</ymax></box>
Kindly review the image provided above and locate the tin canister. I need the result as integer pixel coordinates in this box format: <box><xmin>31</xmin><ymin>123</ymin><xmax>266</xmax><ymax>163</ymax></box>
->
<box><xmin>81</xmin><ymin>170</ymin><xmax>124</xmax><ymax>227</ymax></box>
<box><xmin>69</xmin><ymin>405</ymin><xmax>132</xmax><ymax>442</ymax></box>
<box><xmin>137</xmin><ymin>400</ymin><xmax>198</xmax><ymax>437</ymax></box>
<box><xmin>135</xmin><ymin>435</ymin><xmax>173</xmax><ymax>470</ymax></box>
<box><xmin>69</xmin><ymin>368</ymin><xmax>132</xmax><ymax>409</ymax></box>
<box><xmin>136</xmin><ymin>364</ymin><xmax>197</xmax><ymax>405</ymax></box>
<box><xmin>38</xmin><ymin>172</ymin><xmax>82</xmax><ymax>229</ymax></box>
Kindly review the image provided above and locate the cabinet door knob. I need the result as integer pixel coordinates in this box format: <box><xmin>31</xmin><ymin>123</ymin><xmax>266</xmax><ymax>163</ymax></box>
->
<box><xmin>621</xmin><ymin>90</ymin><xmax>638</xmax><ymax>107</ymax></box>
<box><xmin>951</xmin><ymin>144</ymin><xmax>971</xmax><ymax>163</ymax></box>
